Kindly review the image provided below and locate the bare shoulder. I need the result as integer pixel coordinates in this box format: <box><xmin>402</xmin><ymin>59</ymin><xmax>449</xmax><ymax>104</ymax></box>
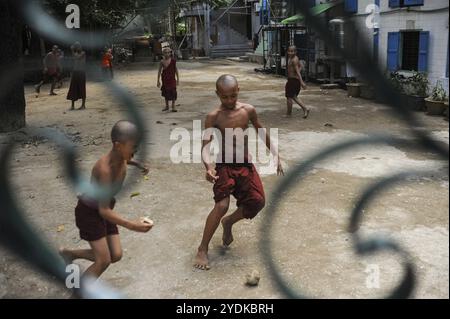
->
<box><xmin>240</xmin><ymin>103</ymin><xmax>257</xmax><ymax>115</ymax></box>
<box><xmin>205</xmin><ymin>109</ymin><xmax>220</xmax><ymax>126</ymax></box>
<box><xmin>91</xmin><ymin>156</ymin><xmax>111</xmax><ymax>182</ymax></box>
<box><xmin>207</xmin><ymin>108</ymin><xmax>220</xmax><ymax>118</ymax></box>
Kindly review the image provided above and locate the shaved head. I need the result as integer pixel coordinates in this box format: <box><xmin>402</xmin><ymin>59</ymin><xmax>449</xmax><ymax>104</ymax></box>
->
<box><xmin>111</xmin><ymin>120</ymin><xmax>140</xmax><ymax>144</ymax></box>
<box><xmin>288</xmin><ymin>45</ymin><xmax>297</xmax><ymax>52</ymax></box>
<box><xmin>216</xmin><ymin>74</ymin><xmax>239</xmax><ymax>91</ymax></box>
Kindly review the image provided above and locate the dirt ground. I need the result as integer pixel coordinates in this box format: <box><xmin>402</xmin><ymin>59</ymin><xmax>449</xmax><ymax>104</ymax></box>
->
<box><xmin>0</xmin><ymin>59</ymin><xmax>448</xmax><ymax>299</ymax></box>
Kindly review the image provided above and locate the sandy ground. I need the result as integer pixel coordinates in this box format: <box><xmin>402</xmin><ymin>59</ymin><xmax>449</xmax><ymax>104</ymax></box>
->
<box><xmin>0</xmin><ymin>59</ymin><xmax>448</xmax><ymax>299</ymax></box>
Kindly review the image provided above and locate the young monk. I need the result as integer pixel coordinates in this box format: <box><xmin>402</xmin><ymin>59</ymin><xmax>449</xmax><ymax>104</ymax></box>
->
<box><xmin>286</xmin><ymin>45</ymin><xmax>309</xmax><ymax>118</ymax></box>
<box><xmin>35</xmin><ymin>45</ymin><xmax>61</xmax><ymax>97</ymax></box>
<box><xmin>60</xmin><ymin>120</ymin><xmax>153</xmax><ymax>283</ymax></box>
<box><xmin>194</xmin><ymin>74</ymin><xmax>284</xmax><ymax>270</ymax></box>
<box><xmin>101</xmin><ymin>48</ymin><xmax>114</xmax><ymax>81</ymax></box>
<box><xmin>67</xmin><ymin>42</ymin><xmax>87</xmax><ymax>110</ymax></box>
<box><xmin>157</xmin><ymin>48</ymin><xmax>179</xmax><ymax>112</ymax></box>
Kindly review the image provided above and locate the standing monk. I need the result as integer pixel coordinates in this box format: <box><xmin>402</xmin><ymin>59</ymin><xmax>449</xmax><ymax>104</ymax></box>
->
<box><xmin>67</xmin><ymin>42</ymin><xmax>87</xmax><ymax>110</ymax></box>
<box><xmin>101</xmin><ymin>48</ymin><xmax>114</xmax><ymax>81</ymax></box>
<box><xmin>157</xmin><ymin>48</ymin><xmax>179</xmax><ymax>112</ymax></box>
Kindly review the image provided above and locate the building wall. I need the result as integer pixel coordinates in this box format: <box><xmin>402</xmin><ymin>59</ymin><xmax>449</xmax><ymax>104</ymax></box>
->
<box><xmin>350</xmin><ymin>0</ymin><xmax>449</xmax><ymax>92</ymax></box>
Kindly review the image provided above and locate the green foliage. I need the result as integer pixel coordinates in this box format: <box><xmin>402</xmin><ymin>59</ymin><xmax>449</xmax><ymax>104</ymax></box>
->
<box><xmin>430</xmin><ymin>81</ymin><xmax>448</xmax><ymax>102</ymax></box>
<box><xmin>389</xmin><ymin>71</ymin><xmax>429</xmax><ymax>97</ymax></box>
<box><xmin>42</xmin><ymin>0</ymin><xmax>154</xmax><ymax>29</ymax></box>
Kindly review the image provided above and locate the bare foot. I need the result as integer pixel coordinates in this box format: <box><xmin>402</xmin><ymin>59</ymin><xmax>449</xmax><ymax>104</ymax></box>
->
<box><xmin>59</xmin><ymin>248</ymin><xmax>74</xmax><ymax>265</ymax></box>
<box><xmin>78</xmin><ymin>105</ymin><xmax>86</xmax><ymax>110</ymax></box>
<box><xmin>162</xmin><ymin>107</ymin><xmax>169</xmax><ymax>112</ymax></box>
<box><xmin>194</xmin><ymin>249</ymin><xmax>210</xmax><ymax>270</ymax></box>
<box><xmin>50</xmin><ymin>92</ymin><xmax>57</xmax><ymax>96</ymax></box>
<box><xmin>221</xmin><ymin>217</ymin><xmax>234</xmax><ymax>247</ymax></box>
<box><xmin>34</xmin><ymin>85</ymin><xmax>40</xmax><ymax>97</ymax></box>
<box><xmin>303</xmin><ymin>109</ymin><xmax>310</xmax><ymax>119</ymax></box>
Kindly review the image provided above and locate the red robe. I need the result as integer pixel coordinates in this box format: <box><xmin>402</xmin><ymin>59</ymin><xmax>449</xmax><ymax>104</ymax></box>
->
<box><xmin>161</xmin><ymin>58</ymin><xmax>177</xmax><ymax>101</ymax></box>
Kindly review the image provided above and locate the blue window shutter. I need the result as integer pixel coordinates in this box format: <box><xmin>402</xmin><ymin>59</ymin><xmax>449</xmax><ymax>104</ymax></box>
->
<box><xmin>418</xmin><ymin>31</ymin><xmax>430</xmax><ymax>72</ymax></box>
<box><xmin>345</xmin><ymin>0</ymin><xmax>358</xmax><ymax>13</ymax></box>
<box><xmin>389</xmin><ymin>0</ymin><xmax>400</xmax><ymax>8</ymax></box>
<box><xmin>404</xmin><ymin>0</ymin><xmax>424</xmax><ymax>6</ymax></box>
<box><xmin>387</xmin><ymin>32</ymin><xmax>400</xmax><ymax>71</ymax></box>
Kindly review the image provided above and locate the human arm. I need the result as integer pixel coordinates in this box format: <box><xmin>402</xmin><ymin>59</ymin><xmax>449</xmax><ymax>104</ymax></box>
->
<box><xmin>127</xmin><ymin>159</ymin><xmax>149</xmax><ymax>175</ymax></box>
<box><xmin>248</xmin><ymin>106</ymin><xmax>284</xmax><ymax>176</ymax></box>
<box><xmin>296</xmin><ymin>59</ymin><xmax>306</xmax><ymax>89</ymax></box>
<box><xmin>93</xmin><ymin>165</ymin><xmax>152</xmax><ymax>233</ymax></box>
<box><xmin>202</xmin><ymin>113</ymin><xmax>219</xmax><ymax>183</ymax></box>
<box><xmin>157</xmin><ymin>62</ymin><xmax>162</xmax><ymax>87</ymax></box>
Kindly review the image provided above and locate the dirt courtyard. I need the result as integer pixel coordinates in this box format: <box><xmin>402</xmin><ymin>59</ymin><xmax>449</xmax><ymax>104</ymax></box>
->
<box><xmin>0</xmin><ymin>59</ymin><xmax>448</xmax><ymax>299</ymax></box>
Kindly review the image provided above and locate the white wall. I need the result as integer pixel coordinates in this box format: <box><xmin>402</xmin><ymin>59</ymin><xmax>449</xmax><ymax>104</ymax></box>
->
<box><xmin>350</xmin><ymin>0</ymin><xmax>449</xmax><ymax>93</ymax></box>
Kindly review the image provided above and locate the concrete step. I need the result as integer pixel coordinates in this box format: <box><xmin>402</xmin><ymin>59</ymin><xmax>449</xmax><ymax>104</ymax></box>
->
<box><xmin>320</xmin><ymin>84</ymin><xmax>340</xmax><ymax>90</ymax></box>
<box><xmin>211</xmin><ymin>44</ymin><xmax>253</xmax><ymax>58</ymax></box>
<box><xmin>212</xmin><ymin>51</ymin><xmax>253</xmax><ymax>58</ymax></box>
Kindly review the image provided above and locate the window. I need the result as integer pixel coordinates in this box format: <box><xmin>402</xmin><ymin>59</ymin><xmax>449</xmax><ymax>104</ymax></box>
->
<box><xmin>387</xmin><ymin>31</ymin><xmax>429</xmax><ymax>72</ymax></box>
<box><xmin>401</xmin><ymin>31</ymin><xmax>420</xmax><ymax>70</ymax></box>
<box><xmin>389</xmin><ymin>0</ymin><xmax>424</xmax><ymax>8</ymax></box>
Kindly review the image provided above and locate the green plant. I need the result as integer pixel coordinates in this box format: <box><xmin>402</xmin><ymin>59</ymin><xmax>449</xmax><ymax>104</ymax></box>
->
<box><xmin>430</xmin><ymin>81</ymin><xmax>447</xmax><ymax>102</ymax></box>
<box><xmin>389</xmin><ymin>71</ymin><xmax>406</xmax><ymax>94</ymax></box>
<box><xmin>389</xmin><ymin>71</ymin><xmax>429</xmax><ymax>96</ymax></box>
<box><xmin>407</xmin><ymin>72</ymin><xmax>429</xmax><ymax>97</ymax></box>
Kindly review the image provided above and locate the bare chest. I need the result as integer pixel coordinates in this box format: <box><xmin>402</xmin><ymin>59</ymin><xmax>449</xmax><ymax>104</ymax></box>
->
<box><xmin>214</xmin><ymin>110</ymin><xmax>250</xmax><ymax>133</ymax></box>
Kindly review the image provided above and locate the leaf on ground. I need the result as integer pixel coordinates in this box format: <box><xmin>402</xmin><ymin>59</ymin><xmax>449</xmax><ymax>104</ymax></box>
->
<box><xmin>130</xmin><ymin>192</ymin><xmax>141</xmax><ymax>198</ymax></box>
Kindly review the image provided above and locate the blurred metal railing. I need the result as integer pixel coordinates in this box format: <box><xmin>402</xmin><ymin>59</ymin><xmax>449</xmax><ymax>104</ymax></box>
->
<box><xmin>0</xmin><ymin>0</ymin><xmax>448</xmax><ymax>299</ymax></box>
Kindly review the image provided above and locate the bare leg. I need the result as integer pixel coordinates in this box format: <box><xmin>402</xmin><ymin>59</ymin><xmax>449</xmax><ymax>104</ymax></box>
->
<box><xmin>70</xmin><ymin>101</ymin><xmax>75</xmax><ymax>110</ymax></box>
<box><xmin>50</xmin><ymin>79</ymin><xmax>57</xmax><ymax>95</ymax></box>
<box><xmin>106</xmin><ymin>234</ymin><xmax>123</xmax><ymax>263</ymax></box>
<box><xmin>162</xmin><ymin>100</ymin><xmax>169</xmax><ymax>111</ymax></box>
<box><xmin>286</xmin><ymin>98</ymin><xmax>294</xmax><ymax>116</ymax></box>
<box><xmin>59</xmin><ymin>248</ymin><xmax>95</xmax><ymax>264</ymax></box>
<box><xmin>194</xmin><ymin>198</ymin><xmax>230</xmax><ymax>270</ymax></box>
<box><xmin>35</xmin><ymin>81</ymin><xmax>44</xmax><ymax>96</ymax></box>
<box><xmin>171</xmin><ymin>100</ymin><xmax>177</xmax><ymax>112</ymax></box>
<box><xmin>82</xmin><ymin>238</ymin><xmax>112</xmax><ymax>280</ymax></box>
<box><xmin>78</xmin><ymin>98</ymin><xmax>86</xmax><ymax>110</ymax></box>
<box><xmin>293</xmin><ymin>96</ymin><xmax>309</xmax><ymax>118</ymax></box>
<box><xmin>221</xmin><ymin>206</ymin><xmax>245</xmax><ymax>247</ymax></box>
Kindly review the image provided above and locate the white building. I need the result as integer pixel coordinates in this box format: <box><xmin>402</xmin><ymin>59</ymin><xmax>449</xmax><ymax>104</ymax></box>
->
<box><xmin>347</xmin><ymin>0</ymin><xmax>449</xmax><ymax>92</ymax></box>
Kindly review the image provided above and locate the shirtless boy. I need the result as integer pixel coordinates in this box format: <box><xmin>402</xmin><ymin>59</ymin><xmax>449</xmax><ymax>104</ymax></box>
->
<box><xmin>35</xmin><ymin>45</ymin><xmax>61</xmax><ymax>97</ymax></box>
<box><xmin>194</xmin><ymin>75</ymin><xmax>284</xmax><ymax>270</ymax></box>
<box><xmin>286</xmin><ymin>46</ymin><xmax>309</xmax><ymax>118</ymax></box>
<box><xmin>60</xmin><ymin>120</ymin><xmax>153</xmax><ymax>284</ymax></box>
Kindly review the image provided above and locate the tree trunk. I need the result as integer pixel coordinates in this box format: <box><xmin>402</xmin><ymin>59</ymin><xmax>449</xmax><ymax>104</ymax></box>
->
<box><xmin>0</xmin><ymin>1</ymin><xmax>26</xmax><ymax>133</ymax></box>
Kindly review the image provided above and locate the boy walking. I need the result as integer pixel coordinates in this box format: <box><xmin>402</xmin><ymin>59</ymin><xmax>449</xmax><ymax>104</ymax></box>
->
<box><xmin>286</xmin><ymin>46</ymin><xmax>309</xmax><ymax>118</ymax></box>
